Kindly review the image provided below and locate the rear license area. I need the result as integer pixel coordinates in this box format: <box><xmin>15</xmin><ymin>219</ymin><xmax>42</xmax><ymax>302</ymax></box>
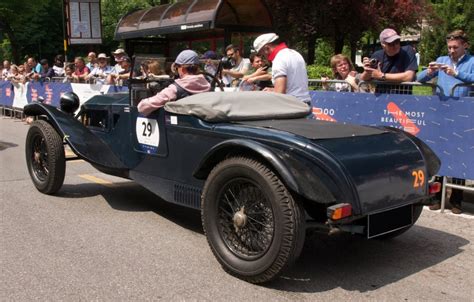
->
<box><xmin>367</xmin><ymin>204</ymin><xmax>413</xmax><ymax>238</ymax></box>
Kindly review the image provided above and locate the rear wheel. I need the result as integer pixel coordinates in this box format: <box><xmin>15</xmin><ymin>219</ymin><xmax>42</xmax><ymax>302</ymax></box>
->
<box><xmin>25</xmin><ymin>120</ymin><xmax>65</xmax><ymax>194</ymax></box>
<box><xmin>201</xmin><ymin>157</ymin><xmax>305</xmax><ymax>283</ymax></box>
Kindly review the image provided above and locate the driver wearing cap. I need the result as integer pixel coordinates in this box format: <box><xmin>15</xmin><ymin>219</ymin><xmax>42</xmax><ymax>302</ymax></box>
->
<box><xmin>138</xmin><ymin>50</ymin><xmax>211</xmax><ymax>116</ymax></box>
<box><xmin>253</xmin><ymin>33</ymin><xmax>311</xmax><ymax>104</ymax></box>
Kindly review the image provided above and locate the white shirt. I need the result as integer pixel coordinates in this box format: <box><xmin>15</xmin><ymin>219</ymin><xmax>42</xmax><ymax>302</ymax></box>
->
<box><xmin>90</xmin><ymin>65</ymin><xmax>113</xmax><ymax>84</ymax></box>
<box><xmin>2</xmin><ymin>68</ymin><xmax>10</xmax><ymax>80</ymax></box>
<box><xmin>272</xmin><ymin>48</ymin><xmax>311</xmax><ymax>102</ymax></box>
<box><xmin>53</xmin><ymin>65</ymin><xmax>65</xmax><ymax>77</ymax></box>
<box><xmin>223</xmin><ymin>58</ymin><xmax>251</xmax><ymax>86</ymax></box>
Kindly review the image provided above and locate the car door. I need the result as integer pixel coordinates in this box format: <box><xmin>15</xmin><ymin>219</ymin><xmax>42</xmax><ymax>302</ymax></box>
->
<box><xmin>131</xmin><ymin>107</ymin><xmax>169</xmax><ymax>158</ymax></box>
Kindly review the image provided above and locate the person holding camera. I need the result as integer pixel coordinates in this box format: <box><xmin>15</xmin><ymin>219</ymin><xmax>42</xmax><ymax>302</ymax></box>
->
<box><xmin>253</xmin><ymin>33</ymin><xmax>311</xmax><ymax>103</ymax></box>
<box><xmin>221</xmin><ymin>44</ymin><xmax>251</xmax><ymax>87</ymax></box>
<box><xmin>360</xmin><ymin>28</ymin><xmax>418</xmax><ymax>94</ymax></box>
<box><xmin>417</xmin><ymin>30</ymin><xmax>473</xmax><ymax>97</ymax></box>
<box><xmin>138</xmin><ymin>50</ymin><xmax>210</xmax><ymax>117</ymax></box>
<box><xmin>417</xmin><ymin>30</ymin><xmax>473</xmax><ymax>215</ymax></box>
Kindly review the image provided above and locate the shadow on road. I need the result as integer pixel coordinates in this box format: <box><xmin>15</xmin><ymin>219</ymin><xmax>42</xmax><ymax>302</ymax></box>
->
<box><xmin>57</xmin><ymin>181</ymin><xmax>469</xmax><ymax>292</ymax></box>
<box><xmin>58</xmin><ymin>182</ymin><xmax>203</xmax><ymax>234</ymax></box>
<box><xmin>268</xmin><ymin>225</ymin><xmax>469</xmax><ymax>293</ymax></box>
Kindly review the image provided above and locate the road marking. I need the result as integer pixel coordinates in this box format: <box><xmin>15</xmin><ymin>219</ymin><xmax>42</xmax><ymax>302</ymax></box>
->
<box><xmin>79</xmin><ymin>174</ymin><xmax>115</xmax><ymax>188</ymax></box>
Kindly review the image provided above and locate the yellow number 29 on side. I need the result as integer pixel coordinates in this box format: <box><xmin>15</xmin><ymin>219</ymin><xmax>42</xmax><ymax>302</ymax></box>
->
<box><xmin>411</xmin><ymin>170</ymin><xmax>425</xmax><ymax>188</ymax></box>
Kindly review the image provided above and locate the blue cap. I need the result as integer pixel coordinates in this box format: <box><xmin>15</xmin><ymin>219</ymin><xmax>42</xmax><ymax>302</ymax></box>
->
<box><xmin>201</xmin><ymin>50</ymin><xmax>217</xmax><ymax>60</ymax></box>
<box><xmin>174</xmin><ymin>50</ymin><xmax>200</xmax><ymax>65</ymax></box>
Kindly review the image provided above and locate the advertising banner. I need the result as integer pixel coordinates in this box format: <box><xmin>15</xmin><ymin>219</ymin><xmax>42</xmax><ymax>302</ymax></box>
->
<box><xmin>1</xmin><ymin>81</ymin><xmax>472</xmax><ymax>179</ymax></box>
<box><xmin>310</xmin><ymin>91</ymin><xmax>474</xmax><ymax>179</ymax></box>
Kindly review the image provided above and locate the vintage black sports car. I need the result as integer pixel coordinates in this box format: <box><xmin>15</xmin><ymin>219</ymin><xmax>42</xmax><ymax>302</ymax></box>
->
<box><xmin>23</xmin><ymin>80</ymin><xmax>441</xmax><ymax>283</ymax></box>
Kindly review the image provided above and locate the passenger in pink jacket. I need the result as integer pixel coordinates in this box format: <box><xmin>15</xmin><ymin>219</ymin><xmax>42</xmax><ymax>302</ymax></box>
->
<box><xmin>138</xmin><ymin>50</ymin><xmax>211</xmax><ymax>116</ymax></box>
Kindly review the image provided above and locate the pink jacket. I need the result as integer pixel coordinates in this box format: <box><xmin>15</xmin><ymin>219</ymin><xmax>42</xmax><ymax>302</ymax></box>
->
<box><xmin>138</xmin><ymin>74</ymin><xmax>210</xmax><ymax>116</ymax></box>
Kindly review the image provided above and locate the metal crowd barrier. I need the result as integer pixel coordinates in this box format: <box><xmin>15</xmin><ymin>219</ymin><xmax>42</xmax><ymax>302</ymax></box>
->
<box><xmin>308</xmin><ymin>79</ymin><xmax>444</xmax><ymax>96</ymax></box>
<box><xmin>451</xmin><ymin>83</ymin><xmax>474</xmax><ymax>97</ymax></box>
<box><xmin>440</xmin><ymin>177</ymin><xmax>474</xmax><ymax>213</ymax></box>
<box><xmin>359</xmin><ymin>81</ymin><xmax>444</xmax><ymax>96</ymax></box>
<box><xmin>308</xmin><ymin>79</ymin><xmax>349</xmax><ymax>91</ymax></box>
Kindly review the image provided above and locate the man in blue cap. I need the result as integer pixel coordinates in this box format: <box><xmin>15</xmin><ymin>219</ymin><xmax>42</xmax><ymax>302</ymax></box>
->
<box><xmin>138</xmin><ymin>50</ymin><xmax>211</xmax><ymax>116</ymax></box>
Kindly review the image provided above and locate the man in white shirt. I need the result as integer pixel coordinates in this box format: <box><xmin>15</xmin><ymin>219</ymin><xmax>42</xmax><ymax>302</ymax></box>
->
<box><xmin>221</xmin><ymin>44</ymin><xmax>251</xmax><ymax>87</ymax></box>
<box><xmin>253</xmin><ymin>33</ymin><xmax>311</xmax><ymax>103</ymax></box>
<box><xmin>111</xmin><ymin>48</ymin><xmax>127</xmax><ymax>74</ymax></box>
<box><xmin>87</xmin><ymin>53</ymin><xmax>113</xmax><ymax>84</ymax></box>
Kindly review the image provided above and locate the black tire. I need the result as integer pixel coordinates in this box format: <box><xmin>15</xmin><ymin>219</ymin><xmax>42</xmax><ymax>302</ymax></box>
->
<box><xmin>376</xmin><ymin>204</ymin><xmax>423</xmax><ymax>240</ymax></box>
<box><xmin>201</xmin><ymin>157</ymin><xmax>305</xmax><ymax>283</ymax></box>
<box><xmin>25</xmin><ymin>120</ymin><xmax>65</xmax><ymax>194</ymax></box>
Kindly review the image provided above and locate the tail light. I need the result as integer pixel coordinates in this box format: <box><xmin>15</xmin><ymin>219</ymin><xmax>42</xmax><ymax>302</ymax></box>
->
<box><xmin>327</xmin><ymin>203</ymin><xmax>352</xmax><ymax>220</ymax></box>
<box><xmin>429</xmin><ymin>182</ymin><xmax>441</xmax><ymax>194</ymax></box>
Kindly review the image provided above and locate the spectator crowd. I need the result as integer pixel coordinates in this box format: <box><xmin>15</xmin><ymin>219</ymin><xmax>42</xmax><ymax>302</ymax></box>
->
<box><xmin>2</xmin><ymin>29</ymin><xmax>471</xmax><ymax>99</ymax></box>
<box><xmin>0</xmin><ymin>48</ymin><xmax>135</xmax><ymax>86</ymax></box>
<box><xmin>1</xmin><ymin>28</ymin><xmax>473</xmax><ymax>213</ymax></box>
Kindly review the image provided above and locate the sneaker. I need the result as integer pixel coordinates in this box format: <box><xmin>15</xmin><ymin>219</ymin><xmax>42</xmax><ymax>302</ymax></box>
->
<box><xmin>429</xmin><ymin>203</ymin><xmax>441</xmax><ymax>211</ymax></box>
<box><xmin>451</xmin><ymin>207</ymin><xmax>462</xmax><ymax>214</ymax></box>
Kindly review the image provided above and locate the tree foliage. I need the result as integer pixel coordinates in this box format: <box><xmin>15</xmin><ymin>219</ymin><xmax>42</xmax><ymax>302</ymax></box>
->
<box><xmin>101</xmin><ymin>0</ymin><xmax>158</xmax><ymax>51</ymax></box>
<box><xmin>0</xmin><ymin>0</ymin><xmax>470</xmax><ymax>69</ymax></box>
<box><xmin>265</xmin><ymin>0</ymin><xmax>434</xmax><ymax>64</ymax></box>
<box><xmin>420</xmin><ymin>0</ymin><xmax>474</xmax><ymax>65</ymax></box>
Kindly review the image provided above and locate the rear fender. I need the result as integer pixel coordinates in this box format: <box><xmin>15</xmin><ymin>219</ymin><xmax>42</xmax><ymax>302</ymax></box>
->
<box><xmin>24</xmin><ymin>103</ymin><xmax>127</xmax><ymax>171</ymax></box>
<box><xmin>383</xmin><ymin>126</ymin><xmax>441</xmax><ymax>177</ymax></box>
<box><xmin>193</xmin><ymin>139</ymin><xmax>337</xmax><ymax>203</ymax></box>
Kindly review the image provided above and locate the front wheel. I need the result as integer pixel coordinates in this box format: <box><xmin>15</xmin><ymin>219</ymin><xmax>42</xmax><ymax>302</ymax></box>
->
<box><xmin>25</xmin><ymin>120</ymin><xmax>65</xmax><ymax>194</ymax></box>
<box><xmin>201</xmin><ymin>157</ymin><xmax>305</xmax><ymax>283</ymax></box>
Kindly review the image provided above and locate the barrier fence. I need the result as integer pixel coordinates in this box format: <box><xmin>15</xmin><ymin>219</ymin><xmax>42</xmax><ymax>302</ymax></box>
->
<box><xmin>1</xmin><ymin>79</ymin><xmax>473</xmax><ymax>209</ymax></box>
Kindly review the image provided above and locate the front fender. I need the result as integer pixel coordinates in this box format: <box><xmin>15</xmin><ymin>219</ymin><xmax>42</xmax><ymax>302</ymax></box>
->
<box><xmin>193</xmin><ymin>139</ymin><xmax>336</xmax><ymax>203</ymax></box>
<box><xmin>24</xmin><ymin>103</ymin><xmax>127</xmax><ymax>171</ymax></box>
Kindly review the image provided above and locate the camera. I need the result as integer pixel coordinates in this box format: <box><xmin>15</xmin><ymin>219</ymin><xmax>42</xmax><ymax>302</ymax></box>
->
<box><xmin>221</xmin><ymin>57</ymin><xmax>235</xmax><ymax>70</ymax></box>
<box><xmin>369</xmin><ymin>58</ymin><xmax>379</xmax><ymax>68</ymax></box>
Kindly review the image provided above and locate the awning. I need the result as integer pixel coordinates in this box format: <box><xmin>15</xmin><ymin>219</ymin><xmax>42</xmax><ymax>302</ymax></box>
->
<box><xmin>114</xmin><ymin>0</ymin><xmax>273</xmax><ymax>40</ymax></box>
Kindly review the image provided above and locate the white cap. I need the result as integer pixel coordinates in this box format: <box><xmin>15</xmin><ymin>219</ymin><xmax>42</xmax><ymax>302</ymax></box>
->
<box><xmin>253</xmin><ymin>33</ymin><xmax>279</xmax><ymax>53</ymax></box>
<box><xmin>97</xmin><ymin>53</ymin><xmax>109</xmax><ymax>59</ymax></box>
<box><xmin>112</xmin><ymin>48</ymin><xmax>126</xmax><ymax>55</ymax></box>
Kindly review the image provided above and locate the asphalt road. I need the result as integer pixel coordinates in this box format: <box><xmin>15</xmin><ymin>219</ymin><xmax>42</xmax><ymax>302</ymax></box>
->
<box><xmin>1</xmin><ymin>117</ymin><xmax>473</xmax><ymax>301</ymax></box>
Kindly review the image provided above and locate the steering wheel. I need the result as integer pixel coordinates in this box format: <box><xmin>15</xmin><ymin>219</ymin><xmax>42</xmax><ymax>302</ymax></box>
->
<box><xmin>201</xmin><ymin>71</ymin><xmax>224</xmax><ymax>91</ymax></box>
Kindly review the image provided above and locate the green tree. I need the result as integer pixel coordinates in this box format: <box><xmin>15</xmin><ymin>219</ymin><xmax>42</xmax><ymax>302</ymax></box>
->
<box><xmin>0</xmin><ymin>0</ymin><xmax>41</xmax><ymax>63</ymax></box>
<box><xmin>265</xmin><ymin>0</ymin><xmax>433</xmax><ymax>64</ymax></box>
<box><xmin>420</xmin><ymin>0</ymin><xmax>474</xmax><ymax>65</ymax></box>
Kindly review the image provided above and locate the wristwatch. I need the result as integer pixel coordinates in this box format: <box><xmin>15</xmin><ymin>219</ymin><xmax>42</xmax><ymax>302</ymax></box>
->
<box><xmin>381</xmin><ymin>73</ymin><xmax>386</xmax><ymax>81</ymax></box>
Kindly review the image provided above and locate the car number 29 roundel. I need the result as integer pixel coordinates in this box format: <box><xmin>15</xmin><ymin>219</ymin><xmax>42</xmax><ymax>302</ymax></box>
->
<box><xmin>136</xmin><ymin>117</ymin><xmax>160</xmax><ymax>153</ymax></box>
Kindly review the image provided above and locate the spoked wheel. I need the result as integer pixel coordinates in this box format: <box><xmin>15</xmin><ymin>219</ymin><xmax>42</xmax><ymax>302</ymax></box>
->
<box><xmin>25</xmin><ymin>120</ymin><xmax>65</xmax><ymax>194</ymax></box>
<box><xmin>202</xmin><ymin>157</ymin><xmax>305</xmax><ymax>283</ymax></box>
